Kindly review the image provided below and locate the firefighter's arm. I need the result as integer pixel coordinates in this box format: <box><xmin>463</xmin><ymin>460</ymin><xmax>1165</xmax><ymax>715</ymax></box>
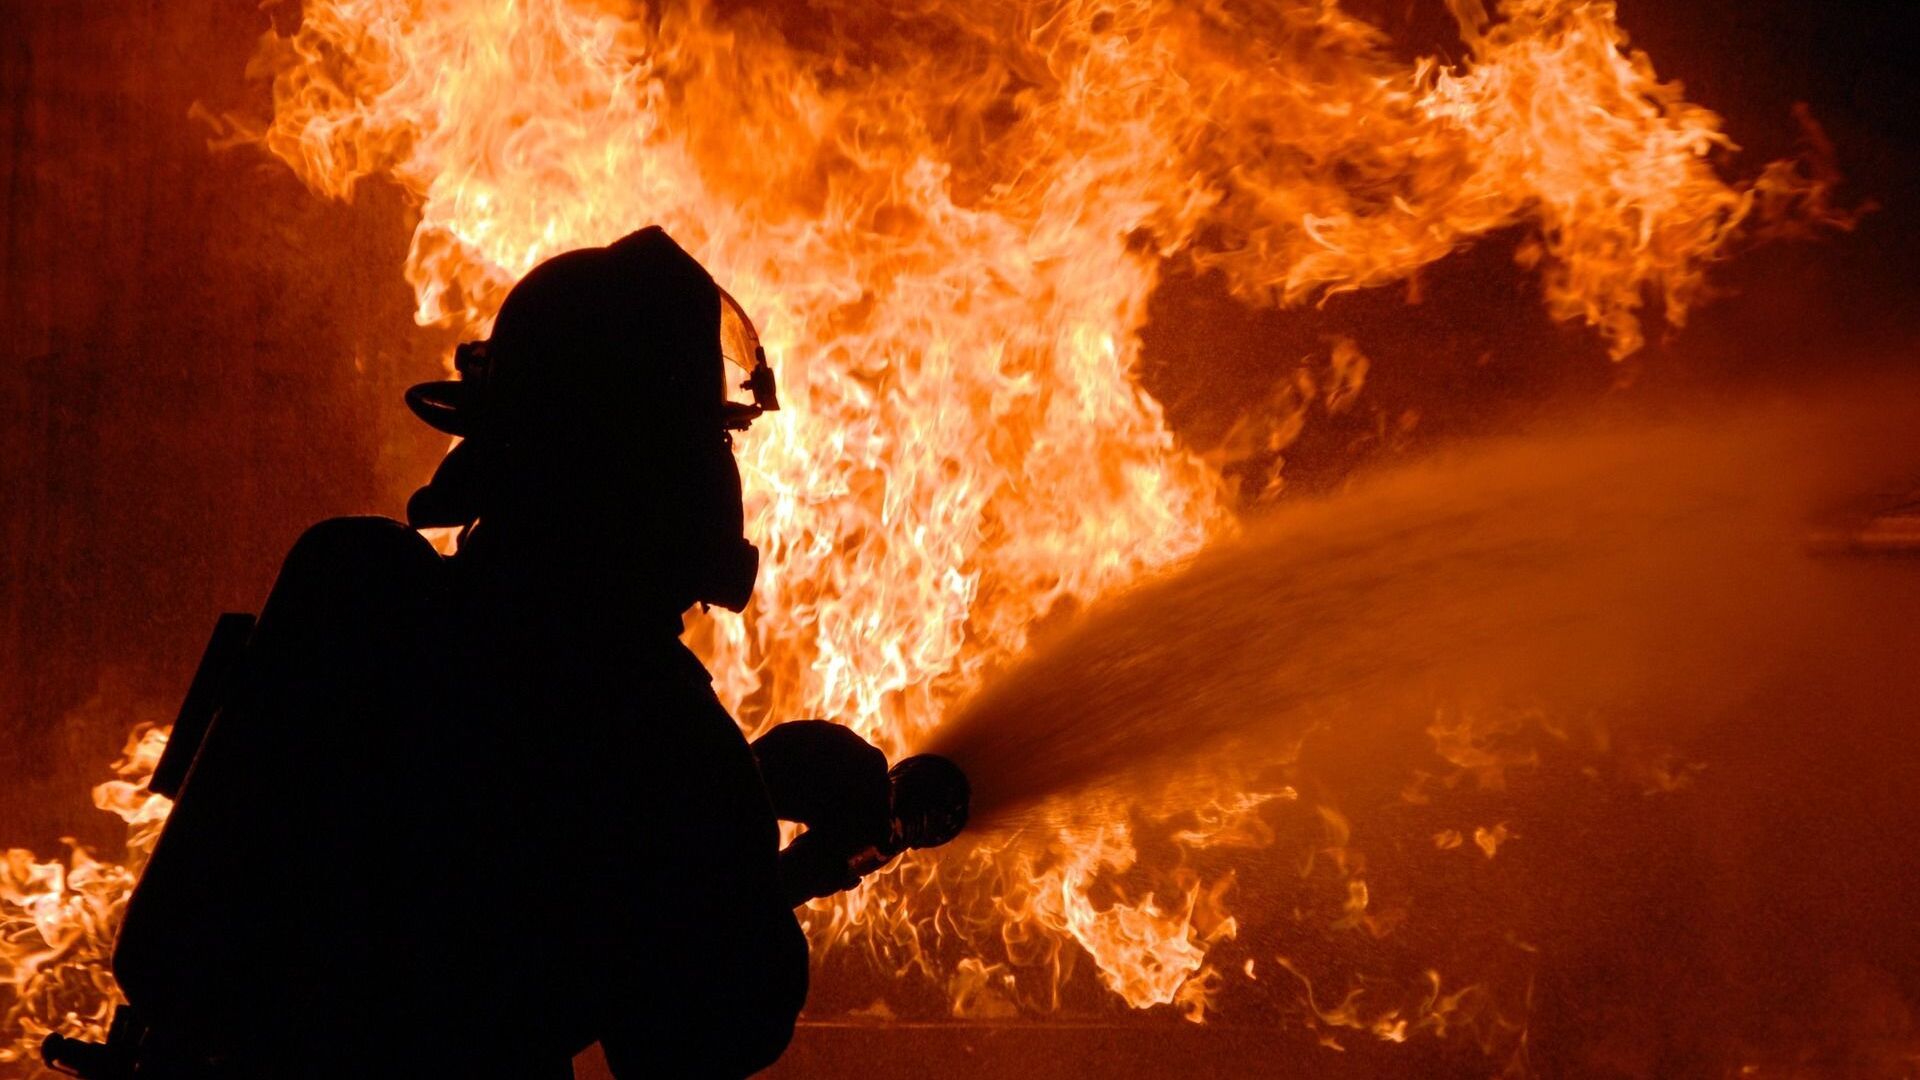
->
<box><xmin>751</xmin><ymin>720</ymin><xmax>891</xmax><ymax>838</ymax></box>
<box><xmin>750</xmin><ymin>720</ymin><xmax>893</xmax><ymax>906</ymax></box>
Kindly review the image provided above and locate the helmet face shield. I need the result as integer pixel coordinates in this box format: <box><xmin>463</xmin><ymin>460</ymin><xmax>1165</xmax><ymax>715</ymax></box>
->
<box><xmin>719</xmin><ymin>287</ymin><xmax>780</xmax><ymax>430</ymax></box>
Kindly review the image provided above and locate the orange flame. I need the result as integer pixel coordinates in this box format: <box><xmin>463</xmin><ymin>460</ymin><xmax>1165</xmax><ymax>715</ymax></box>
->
<box><xmin>2</xmin><ymin>0</ymin><xmax>1847</xmax><ymax>1067</ymax></box>
<box><xmin>2</xmin><ymin>727</ymin><xmax>168</xmax><ymax>1073</ymax></box>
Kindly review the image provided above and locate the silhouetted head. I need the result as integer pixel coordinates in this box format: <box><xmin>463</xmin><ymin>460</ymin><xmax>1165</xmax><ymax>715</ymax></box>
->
<box><xmin>887</xmin><ymin>754</ymin><xmax>970</xmax><ymax>852</ymax></box>
<box><xmin>404</xmin><ymin>226</ymin><xmax>778</xmax><ymax>613</ymax></box>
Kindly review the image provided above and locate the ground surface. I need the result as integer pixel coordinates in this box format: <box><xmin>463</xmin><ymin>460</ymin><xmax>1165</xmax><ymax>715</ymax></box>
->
<box><xmin>570</xmin><ymin>1022</ymin><xmax>1487</xmax><ymax>1079</ymax></box>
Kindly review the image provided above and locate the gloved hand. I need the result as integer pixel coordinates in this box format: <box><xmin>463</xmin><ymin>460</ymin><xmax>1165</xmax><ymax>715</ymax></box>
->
<box><xmin>750</xmin><ymin>720</ymin><xmax>892</xmax><ymax>906</ymax></box>
<box><xmin>772</xmin><ymin>827</ymin><xmax>876</xmax><ymax>907</ymax></box>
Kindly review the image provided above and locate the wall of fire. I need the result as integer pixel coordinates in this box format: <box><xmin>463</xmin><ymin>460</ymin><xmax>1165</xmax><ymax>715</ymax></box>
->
<box><xmin>4</xmin><ymin>0</ymin><xmax>1919</xmax><ymax>1064</ymax></box>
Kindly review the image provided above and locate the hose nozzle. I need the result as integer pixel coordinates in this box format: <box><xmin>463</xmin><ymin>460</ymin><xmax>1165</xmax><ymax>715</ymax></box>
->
<box><xmin>888</xmin><ymin>754</ymin><xmax>970</xmax><ymax>852</ymax></box>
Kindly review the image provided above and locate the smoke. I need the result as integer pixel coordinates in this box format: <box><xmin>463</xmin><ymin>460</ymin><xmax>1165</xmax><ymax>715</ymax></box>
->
<box><xmin>927</xmin><ymin>378</ymin><xmax>1920</xmax><ymax>830</ymax></box>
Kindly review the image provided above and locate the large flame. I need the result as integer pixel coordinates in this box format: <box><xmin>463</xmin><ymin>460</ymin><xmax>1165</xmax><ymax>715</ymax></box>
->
<box><xmin>3</xmin><ymin>0</ymin><xmax>1845</xmax><ymax>1070</ymax></box>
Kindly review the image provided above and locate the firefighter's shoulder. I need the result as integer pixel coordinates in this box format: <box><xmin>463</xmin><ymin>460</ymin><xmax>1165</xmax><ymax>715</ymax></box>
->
<box><xmin>264</xmin><ymin>515</ymin><xmax>448</xmax><ymax>626</ymax></box>
<box><xmin>282</xmin><ymin>514</ymin><xmax>444</xmax><ymax>575</ymax></box>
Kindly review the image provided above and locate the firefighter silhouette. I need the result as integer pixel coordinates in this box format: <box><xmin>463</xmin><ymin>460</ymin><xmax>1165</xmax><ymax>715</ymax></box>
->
<box><xmin>78</xmin><ymin>227</ymin><xmax>966</xmax><ymax>1080</ymax></box>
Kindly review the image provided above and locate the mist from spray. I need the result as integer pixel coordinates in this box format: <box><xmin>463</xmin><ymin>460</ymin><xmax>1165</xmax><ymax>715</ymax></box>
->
<box><xmin>925</xmin><ymin>381</ymin><xmax>1920</xmax><ymax>831</ymax></box>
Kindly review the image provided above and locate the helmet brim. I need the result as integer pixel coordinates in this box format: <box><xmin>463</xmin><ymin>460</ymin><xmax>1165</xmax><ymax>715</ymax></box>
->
<box><xmin>405</xmin><ymin>381</ymin><xmax>479</xmax><ymax>436</ymax></box>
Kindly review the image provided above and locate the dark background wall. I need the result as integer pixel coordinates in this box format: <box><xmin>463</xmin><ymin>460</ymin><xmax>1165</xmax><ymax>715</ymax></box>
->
<box><xmin>2</xmin><ymin>0</ymin><xmax>1916</xmax><ymax>857</ymax></box>
<box><xmin>2</xmin><ymin>0</ymin><xmax>448</xmax><ymax>852</ymax></box>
